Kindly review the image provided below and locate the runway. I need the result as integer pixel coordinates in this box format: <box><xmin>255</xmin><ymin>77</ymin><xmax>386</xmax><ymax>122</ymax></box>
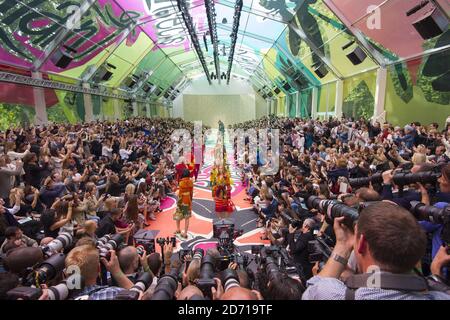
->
<box><xmin>144</xmin><ymin>129</ymin><xmax>270</xmax><ymax>255</ymax></box>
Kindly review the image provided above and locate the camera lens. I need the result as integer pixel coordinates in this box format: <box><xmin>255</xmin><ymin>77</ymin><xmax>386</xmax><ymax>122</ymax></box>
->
<box><xmin>221</xmin><ymin>269</ymin><xmax>240</xmax><ymax>292</ymax></box>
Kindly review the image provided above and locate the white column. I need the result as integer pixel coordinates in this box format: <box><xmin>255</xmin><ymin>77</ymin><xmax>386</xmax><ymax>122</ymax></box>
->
<box><xmin>311</xmin><ymin>87</ymin><xmax>318</xmax><ymax>119</ymax></box>
<box><xmin>113</xmin><ymin>94</ymin><xmax>121</xmax><ymax>120</ymax></box>
<box><xmin>295</xmin><ymin>92</ymin><xmax>300</xmax><ymax>117</ymax></box>
<box><xmin>335</xmin><ymin>80</ymin><xmax>344</xmax><ymax>119</ymax></box>
<box><xmin>145</xmin><ymin>103</ymin><xmax>151</xmax><ymax>118</ymax></box>
<box><xmin>266</xmin><ymin>98</ymin><xmax>271</xmax><ymax>115</ymax></box>
<box><xmin>82</xmin><ymin>83</ymin><xmax>93</xmax><ymax>123</ymax></box>
<box><xmin>132</xmin><ymin>101</ymin><xmax>138</xmax><ymax>117</ymax></box>
<box><xmin>31</xmin><ymin>72</ymin><xmax>48</xmax><ymax>126</ymax></box>
<box><xmin>373</xmin><ymin>67</ymin><xmax>387</xmax><ymax>124</ymax></box>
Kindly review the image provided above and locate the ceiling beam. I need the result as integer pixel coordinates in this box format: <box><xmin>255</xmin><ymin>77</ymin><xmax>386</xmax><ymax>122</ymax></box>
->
<box><xmin>31</xmin><ymin>0</ymin><xmax>98</xmax><ymax>71</ymax></box>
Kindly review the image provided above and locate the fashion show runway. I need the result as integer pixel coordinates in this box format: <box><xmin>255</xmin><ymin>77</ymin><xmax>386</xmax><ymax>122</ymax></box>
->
<box><xmin>145</xmin><ymin>129</ymin><xmax>269</xmax><ymax>254</ymax></box>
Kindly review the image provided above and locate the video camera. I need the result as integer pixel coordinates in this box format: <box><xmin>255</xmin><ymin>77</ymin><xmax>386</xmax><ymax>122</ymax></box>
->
<box><xmin>213</xmin><ymin>219</ymin><xmax>245</xmax><ymax>271</ymax></box>
<box><xmin>410</xmin><ymin>202</ymin><xmax>450</xmax><ymax>253</ymax></box>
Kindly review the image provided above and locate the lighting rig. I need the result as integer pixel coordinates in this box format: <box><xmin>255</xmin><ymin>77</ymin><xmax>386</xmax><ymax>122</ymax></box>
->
<box><xmin>226</xmin><ymin>0</ymin><xmax>243</xmax><ymax>85</ymax></box>
<box><xmin>177</xmin><ymin>0</ymin><xmax>212</xmax><ymax>85</ymax></box>
<box><xmin>205</xmin><ymin>0</ymin><xmax>221</xmax><ymax>83</ymax></box>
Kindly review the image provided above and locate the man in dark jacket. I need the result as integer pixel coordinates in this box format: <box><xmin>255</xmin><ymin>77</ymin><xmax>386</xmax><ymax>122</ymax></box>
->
<box><xmin>286</xmin><ymin>218</ymin><xmax>315</xmax><ymax>281</ymax></box>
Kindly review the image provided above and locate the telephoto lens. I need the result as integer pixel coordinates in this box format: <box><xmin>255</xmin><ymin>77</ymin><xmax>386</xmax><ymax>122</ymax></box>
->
<box><xmin>264</xmin><ymin>256</ymin><xmax>280</xmax><ymax>282</ymax></box>
<box><xmin>115</xmin><ymin>272</ymin><xmax>153</xmax><ymax>300</ymax></box>
<box><xmin>195</xmin><ymin>255</ymin><xmax>217</xmax><ymax>298</ymax></box>
<box><xmin>96</xmin><ymin>234</ymin><xmax>113</xmax><ymax>246</ymax></box>
<box><xmin>410</xmin><ymin>202</ymin><xmax>450</xmax><ymax>230</ymax></box>
<box><xmin>349</xmin><ymin>173</ymin><xmax>382</xmax><ymax>188</ymax></box>
<box><xmin>41</xmin><ymin>232</ymin><xmax>73</xmax><ymax>257</ymax></box>
<box><xmin>151</xmin><ymin>266</ymin><xmax>181</xmax><ymax>300</ymax></box>
<box><xmin>221</xmin><ymin>268</ymin><xmax>240</xmax><ymax>292</ymax></box>
<box><xmin>47</xmin><ymin>274</ymin><xmax>85</xmax><ymax>300</ymax></box>
<box><xmin>306</xmin><ymin>195</ymin><xmax>359</xmax><ymax>227</ymax></box>
<box><xmin>25</xmin><ymin>253</ymin><xmax>66</xmax><ymax>287</ymax></box>
<box><xmin>97</xmin><ymin>233</ymin><xmax>124</xmax><ymax>259</ymax></box>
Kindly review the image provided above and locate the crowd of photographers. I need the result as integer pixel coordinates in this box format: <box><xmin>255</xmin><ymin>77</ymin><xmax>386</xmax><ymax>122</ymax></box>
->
<box><xmin>233</xmin><ymin>114</ymin><xmax>450</xmax><ymax>299</ymax></box>
<box><xmin>1</xmin><ymin>114</ymin><xmax>450</xmax><ymax>300</ymax></box>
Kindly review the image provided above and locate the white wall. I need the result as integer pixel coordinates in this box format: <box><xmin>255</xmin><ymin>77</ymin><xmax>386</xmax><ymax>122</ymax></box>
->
<box><xmin>173</xmin><ymin>75</ymin><xmax>262</xmax><ymax>126</ymax></box>
<box><xmin>183</xmin><ymin>75</ymin><xmax>254</xmax><ymax>95</ymax></box>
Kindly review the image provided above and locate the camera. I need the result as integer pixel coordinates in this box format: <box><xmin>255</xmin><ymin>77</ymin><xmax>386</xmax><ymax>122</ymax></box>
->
<box><xmin>308</xmin><ymin>233</ymin><xmax>334</xmax><ymax>264</ymax></box>
<box><xmin>151</xmin><ymin>265</ymin><xmax>182</xmax><ymax>300</ymax></box>
<box><xmin>96</xmin><ymin>234</ymin><xmax>124</xmax><ymax>260</ymax></box>
<box><xmin>115</xmin><ymin>272</ymin><xmax>153</xmax><ymax>300</ymax></box>
<box><xmin>40</xmin><ymin>232</ymin><xmax>73</xmax><ymax>257</ymax></box>
<box><xmin>195</xmin><ymin>254</ymin><xmax>217</xmax><ymax>298</ymax></box>
<box><xmin>6</xmin><ymin>287</ymin><xmax>42</xmax><ymax>300</ymax></box>
<box><xmin>24</xmin><ymin>253</ymin><xmax>66</xmax><ymax>287</ymax></box>
<box><xmin>410</xmin><ymin>201</ymin><xmax>450</xmax><ymax>251</ymax></box>
<box><xmin>258</xmin><ymin>246</ymin><xmax>298</xmax><ymax>280</ymax></box>
<box><xmin>306</xmin><ymin>195</ymin><xmax>359</xmax><ymax>228</ymax></box>
<box><xmin>279</xmin><ymin>210</ymin><xmax>302</xmax><ymax>229</ymax></box>
<box><xmin>221</xmin><ymin>268</ymin><xmax>240</xmax><ymax>292</ymax></box>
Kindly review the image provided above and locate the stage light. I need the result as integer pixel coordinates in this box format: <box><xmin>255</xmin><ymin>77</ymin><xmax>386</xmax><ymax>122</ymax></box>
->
<box><xmin>225</xmin><ymin>0</ymin><xmax>243</xmax><ymax>84</ymax></box>
<box><xmin>406</xmin><ymin>1</ymin><xmax>449</xmax><ymax>40</ymax></box>
<box><xmin>274</xmin><ymin>87</ymin><xmax>281</xmax><ymax>94</ymax></box>
<box><xmin>50</xmin><ymin>45</ymin><xmax>77</xmax><ymax>69</ymax></box>
<box><xmin>222</xmin><ymin>18</ymin><xmax>228</xmax><ymax>24</ymax></box>
<box><xmin>312</xmin><ymin>62</ymin><xmax>328</xmax><ymax>79</ymax></box>
<box><xmin>342</xmin><ymin>40</ymin><xmax>366</xmax><ymax>65</ymax></box>
<box><xmin>96</xmin><ymin>63</ymin><xmax>116</xmax><ymax>82</ymax></box>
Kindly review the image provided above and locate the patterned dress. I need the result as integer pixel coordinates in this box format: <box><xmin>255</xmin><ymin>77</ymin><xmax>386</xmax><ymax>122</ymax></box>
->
<box><xmin>174</xmin><ymin>177</ymin><xmax>194</xmax><ymax>221</ymax></box>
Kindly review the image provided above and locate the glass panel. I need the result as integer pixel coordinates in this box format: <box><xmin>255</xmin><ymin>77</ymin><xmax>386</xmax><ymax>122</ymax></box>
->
<box><xmin>343</xmin><ymin>70</ymin><xmax>376</xmax><ymax>120</ymax></box>
<box><xmin>0</xmin><ymin>82</ymin><xmax>36</xmax><ymax>129</ymax></box>
<box><xmin>47</xmin><ymin>90</ymin><xmax>85</xmax><ymax>123</ymax></box>
<box><xmin>385</xmin><ymin>56</ymin><xmax>450</xmax><ymax>128</ymax></box>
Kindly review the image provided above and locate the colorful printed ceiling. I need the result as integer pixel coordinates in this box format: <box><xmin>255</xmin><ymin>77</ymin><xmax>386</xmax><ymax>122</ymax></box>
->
<box><xmin>0</xmin><ymin>0</ymin><xmax>449</xmax><ymax>101</ymax></box>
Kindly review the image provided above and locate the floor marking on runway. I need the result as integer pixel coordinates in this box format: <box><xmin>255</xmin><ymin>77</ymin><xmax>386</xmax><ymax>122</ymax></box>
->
<box><xmin>241</xmin><ymin>218</ymin><xmax>257</xmax><ymax>228</ymax></box>
<box><xmin>193</xmin><ymin>200</ymin><xmax>212</xmax><ymax>213</ymax></box>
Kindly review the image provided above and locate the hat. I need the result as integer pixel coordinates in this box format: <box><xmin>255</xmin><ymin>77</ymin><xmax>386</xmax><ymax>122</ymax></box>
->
<box><xmin>404</xmin><ymin>125</ymin><xmax>413</xmax><ymax>132</ymax></box>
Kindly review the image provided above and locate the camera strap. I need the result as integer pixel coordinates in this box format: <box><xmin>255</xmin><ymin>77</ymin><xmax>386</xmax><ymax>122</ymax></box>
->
<box><xmin>344</xmin><ymin>273</ymin><xmax>429</xmax><ymax>300</ymax></box>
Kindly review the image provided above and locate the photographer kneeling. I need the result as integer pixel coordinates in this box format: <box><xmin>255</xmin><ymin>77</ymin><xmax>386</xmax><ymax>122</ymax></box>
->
<box><xmin>303</xmin><ymin>202</ymin><xmax>450</xmax><ymax>300</ymax></box>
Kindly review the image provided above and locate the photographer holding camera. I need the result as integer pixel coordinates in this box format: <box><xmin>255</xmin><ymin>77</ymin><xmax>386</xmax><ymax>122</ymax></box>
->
<box><xmin>302</xmin><ymin>202</ymin><xmax>450</xmax><ymax>300</ymax></box>
<box><xmin>65</xmin><ymin>244</ymin><xmax>133</xmax><ymax>300</ymax></box>
<box><xmin>286</xmin><ymin>218</ymin><xmax>316</xmax><ymax>281</ymax></box>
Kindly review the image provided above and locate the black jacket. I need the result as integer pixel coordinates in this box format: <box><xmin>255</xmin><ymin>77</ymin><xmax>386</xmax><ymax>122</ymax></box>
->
<box><xmin>287</xmin><ymin>230</ymin><xmax>314</xmax><ymax>280</ymax></box>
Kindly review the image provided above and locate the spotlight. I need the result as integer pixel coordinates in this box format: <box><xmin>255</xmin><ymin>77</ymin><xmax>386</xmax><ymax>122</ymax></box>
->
<box><xmin>282</xmin><ymin>82</ymin><xmax>292</xmax><ymax>91</ymax></box>
<box><xmin>96</xmin><ymin>63</ymin><xmax>116</xmax><ymax>82</ymax></box>
<box><xmin>312</xmin><ymin>62</ymin><xmax>327</xmax><ymax>79</ymax></box>
<box><xmin>222</xmin><ymin>18</ymin><xmax>228</xmax><ymax>24</ymax></box>
<box><xmin>407</xmin><ymin>2</ymin><xmax>449</xmax><ymax>40</ymax></box>
<box><xmin>50</xmin><ymin>45</ymin><xmax>77</xmax><ymax>69</ymax></box>
<box><xmin>342</xmin><ymin>41</ymin><xmax>366</xmax><ymax>65</ymax></box>
<box><xmin>274</xmin><ymin>87</ymin><xmax>281</xmax><ymax>94</ymax></box>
